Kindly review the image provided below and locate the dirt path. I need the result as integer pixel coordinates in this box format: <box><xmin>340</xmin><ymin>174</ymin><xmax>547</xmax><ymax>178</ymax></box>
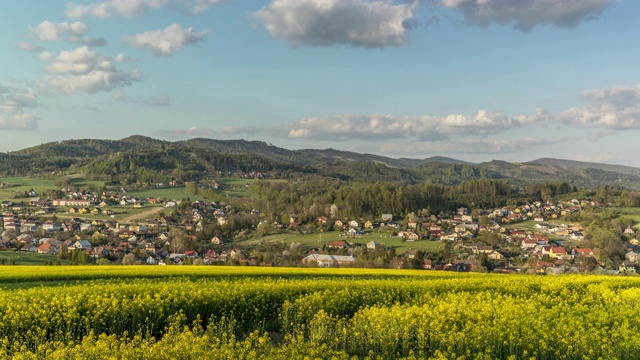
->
<box><xmin>120</xmin><ymin>206</ymin><xmax>165</xmax><ymax>223</ymax></box>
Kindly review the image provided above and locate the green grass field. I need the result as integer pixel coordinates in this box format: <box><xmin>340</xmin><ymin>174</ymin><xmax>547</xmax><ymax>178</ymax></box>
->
<box><xmin>240</xmin><ymin>230</ymin><xmax>444</xmax><ymax>254</ymax></box>
<box><xmin>126</xmin><ymin>186</ymin><xmax>196</xmax><ymax>201</ymax></box>
<box><xmin>0</xmin><ymin>251</ymin><xmax>67</xmax><ymax>265</ymax></box>
<box><xmin>0</xmin><ymin>177</ymin><xmax>57</xmax><ymax>202</ymax></box>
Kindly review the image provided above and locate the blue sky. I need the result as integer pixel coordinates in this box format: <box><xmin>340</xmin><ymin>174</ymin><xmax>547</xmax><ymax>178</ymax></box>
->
<box><xmin>1</xmin><ymin>0</ymin><xmax>639</xmax><ymax>165</ymax></box>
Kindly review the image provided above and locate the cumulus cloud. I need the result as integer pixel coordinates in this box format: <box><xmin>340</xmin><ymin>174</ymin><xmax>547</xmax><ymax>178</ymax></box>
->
<box><xmin>111</xmin><ymin>90</ymin><xmax>170</xmax><ymax>106</ymax></box>
<box><xmin>124</xmin><ymin>24</ymin><xmax>208</xmax><ymax>56</ymax></box>
<box><xmin>41</xmin><ymin>46</ymin><xmax>141</xmax><ymax>94</ymax></box>
<box><xmin>253</xmin><ymin>0</ymin><xmax>417</xmax><ymax>48</ymax></box>
<box><xmin>66</xmin><ymin>0</ymin><xmax>169</xmax><ymax>18</ymax></box>
<box><xmin>32</xmin><ymin>20</ymin><xmax>106</xmax><ymax>46</ymax></box>
<box><xmin>287</xmin><ymin>111</ymin><xmax>539</xmax><ymax>141</ymax></box>
<box><xmin>441</xmin><ymin>0</ymin><xmax>614</xmax><ymax>31</ymax></box>
<box><xmin>557</xmin><ymin>84</ymin><xmax>640</xmax><ymax>129</ymax></box>
<box><xmin>379</xmin><ymin>137</ymin><xmax>567</xmax><ymax>154</ymax></box>
<box><xmin>0</xmin><ymin>85</ymin><xmax>39</xmax><ymax>130</ymax></box>
<box><xmin>16</xmin><ymin>42</ymin><xmax>53</xmax><ymax>61</ymax></box>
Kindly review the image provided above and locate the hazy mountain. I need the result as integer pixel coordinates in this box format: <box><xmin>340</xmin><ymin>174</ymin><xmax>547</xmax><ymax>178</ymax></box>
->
<box><xmin>423</xmin><ymin>156</ymin><xmax>476</xmax><ymax>165</ymax></box>
<box><xmin>527</xmin><ymin>158</ymin><xmax>640</xmax><ymax>176</ymax></box>
<box><xmin>3</xmin><ymin>135</ymin><xmax>640</xmax><ymax>189</ymax></box>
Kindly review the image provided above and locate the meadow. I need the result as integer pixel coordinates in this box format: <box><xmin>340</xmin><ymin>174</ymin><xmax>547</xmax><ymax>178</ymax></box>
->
<box><xmin>0</xmin><ymin>177</ymin><xmax>55</xmax><ymax>202</ymax></box>
<box><xmin>1</xmin><ymin>266</ymin><xmax>640</xmax><ymax>359</ymax></box>
<box><xmin>241</xmin><ymin>231</ymin><xmax>445</xmax><ymax>254</ymax></box>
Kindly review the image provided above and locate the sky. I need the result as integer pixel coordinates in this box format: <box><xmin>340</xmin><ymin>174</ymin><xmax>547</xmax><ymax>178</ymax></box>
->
<box><xmin>1</xmin><ymin>0</ymin><xmax>639</xmax><ymax>166</ymax></box>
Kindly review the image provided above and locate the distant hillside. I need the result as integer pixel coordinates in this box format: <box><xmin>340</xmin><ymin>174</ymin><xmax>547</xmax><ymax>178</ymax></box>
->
<box><xmin>3</xmin><ymin>135</ymin><xmax>640</xmax><ymax>189</ymax></box>
<box><xmin>527</xmin><ymin>158</ymin><xmax>640</xmax><ymax>176</ymax></box>
<box><xmin>422</xmin><ymin>156</ymin><xmax>476</xmax><ymax>165</ymax></box>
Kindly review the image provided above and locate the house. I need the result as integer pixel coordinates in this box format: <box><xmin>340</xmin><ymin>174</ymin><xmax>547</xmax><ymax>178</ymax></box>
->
<box><xmin>407</xmin><ymin>220</ymin><xmax>417</xmax><ymax>229</ymax></box>
<box><xmin>534</xmin><ymin>216</ymin><xmax>544</xmax><ymax>222</ymax></box>
<box><xmin>333</xmin><ymin>220</ymin><xmax>344</xmax><ymax>229</ymax></box>
<box><xmin>476</xmin><ymin>246</ymin><xmax>494</xmax><ymax>254</ymax></box>
<box><xmin>366</xmin><ymin>241</ymin><xmax>380</xmax><ymax>250</ymax></box>
<box><xmin>549</xmin><ymin>247</ymin><xmax>567</xmax><ymax>258</ymax></box>
<box><xmin>620</xmin><ymin>261</ymin><xmax>637</xmax><ymax>273</ymax></box>
<box><xmin>405</xmin><ymin>232</ymin><xmax>421</xmax><ymax>241</ymax></box>
<box><xmin>573</xmin><ymin>248</ymin><xmax>594</xmax><ymax>258</ymax></box>
<box><xmin>210</xmin><ymin>236</ymin><xmax>223</xmax><ymax>245</ymax></box>
<box><xmin>37</xmin><ymin>243</ymin><xmax>58</xmax><ymax>255</ymax></box>
<box><xmin>521</xmin><ymin>239</ymin><xmax>537</xmax><ymax>249</ymax></box>
<box><xmin>364</xmin><ymin>220</ymin><xmax>373</xmax><ymax>229</ymax></box>
<box><xmin>327</xmin><ymin>240</ymin><xmax>348</xmax><ymax>249</ymax></box>
<box><xmin>404</xmin><ymin>249</ymin><xmax>419</xmax><ymax>259</ymax></box>
<box><xmin>381</xmin><ymin>214</ymin><xmax>393</xmax><ymax>221</ymax></box>
<box><xmin>625</xmin><ymin>251</ymin><xmax>640</xmax><ymax>263</ymax></box>
<box><xmin>348</xmin><ymin>220</ymin><xmax>359</xmax><ymax>228</ymax></box>
<box><xmin>571</xmin><ymin>232</ymin><xmax>585</xmax><ymax>241</ymax></box>
<box><xmin>487</xmin><ymin>251</ymin><xmax>504</xmax><ymax>260</ymax></box>
<box><xmin>70</xmin><ymin>240</ymin><xmax>92</xmax><ymax>251</ymax></box>
<box><xmin>422</xmin><ymin>259</ymin><xmax>433</xmax><ymax>270</ymax></box>
<box><xmin>347</xmin><ymin>228</ymin><xmax>364</xmax><ymax>236</ymax></box>
<box><xmin>302</xmin><ymin>254</ymin><xmax>356</xmax><ymax>267</ymax></box>
<box><xmin>42</xmin><ymin>221</ymin><xmax>61</xmax><ymax>232</ymax></box>
<box><xmin>625</xmin><ymin>226</ymin><xmax>636</xmax><ymax>235</ymax></box>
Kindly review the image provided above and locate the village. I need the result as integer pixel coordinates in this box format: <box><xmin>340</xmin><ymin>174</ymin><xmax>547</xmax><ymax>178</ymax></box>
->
<box><xmin>0</xmin><ymin>187</ymin><xmax>638</xmax><ymax>274</ymax></box>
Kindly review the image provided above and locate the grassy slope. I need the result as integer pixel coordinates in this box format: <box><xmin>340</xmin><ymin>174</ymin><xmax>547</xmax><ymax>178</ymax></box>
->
<box><xmin>0</xmin><ymin>177</ymin><xmax>57</xmax><ymax>202</ymax></box>
<box><xmin>240</xmin><ymin>230</ymin><xmax>445</xmax><ymax>254</ymax></box>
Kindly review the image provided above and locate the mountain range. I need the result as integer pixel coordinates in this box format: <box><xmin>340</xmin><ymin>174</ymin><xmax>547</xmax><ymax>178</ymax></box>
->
<box><xmin>1</xmin><ymin>135</ymin><xmax>639</xmax><ymax>190</ymax></box>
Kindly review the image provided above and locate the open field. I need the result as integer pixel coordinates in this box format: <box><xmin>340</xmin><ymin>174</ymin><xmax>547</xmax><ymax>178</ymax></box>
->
<box><xmin>0</xmin><ymin>266</ymin><xmax>640</xmax><ymax>358</ymax></box>
<box><xmin>241</xmin><ymin>230</ymin><xmax>445</xmax><ymax>254</ymax></box>
<box><xmin>615</xmin><ymin>207</ymin><xmax>640</xmax><ymax>229</ymax></box>
<box><xmin>54</xmin><ymin>204</ymin><xmax>165</xmax><ymax>222</ymax></box>
<box><xmin>125</xmin><ymin>186</ymin><xmax>195</xmax><ymax>201</ymax></box>
<box><xmin>0</xmin><ymin>251</ymin><xmax>66</xmax><ymax>265</ymax></box>
<box><xmin>66</xmin><ymin>174</ymin><xmax>105</xmax><ymax>189</ymax></box>
<box><xmin>0</xmin><ymin>177</ymin><xmax>56</xmax><ymax>202</ymax></box>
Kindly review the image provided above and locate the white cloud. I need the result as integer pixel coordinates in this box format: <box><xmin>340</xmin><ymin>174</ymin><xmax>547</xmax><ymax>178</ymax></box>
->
<box><xmin>124</xmin><ymin>24</ymin><xmax>208</xmax><ymax>56</ymax></box>
<box><xmin>254</xmin><ymin>0</ymin><xmax>417</xmax><ymax>48</ymax></box>
<box><xmin>441</xmin><ymin>0</ymin><xmax>614</xmax><ymax>31</ymax></box>
<box><xmin>65</xmin><ymin>0</ymin><xmax>226</xmax><ymax>18</ymax></box>
<box><xmin>66</xmin><ymin>0</ymin><xmax>169</xmax><ymax>18</ymax></box>
<box><xmin>557</xmin><ymin>84</ymin><xmax>640</xmax><ymax>129</ymax></box>
<box><xmin>0</xmin><ymin>85</ymin><xmax>39</xmax><ymax>130</ymax></box>
<box><xmin>111</xmin><ymin>90</ymin><xmax>170</xmax><ymax>106</ymax></box>
<box><xmin>287</xmin><ymin>111</ymin><xmax>538</xmax><ymax>141</ymax></box>
<box><xmin>41</xmin><ymin>46</ymin><xmax>141</xmax><ymax>94</ymax></box>
<box><xmin>32</xmin><ymin>20</ymin><xmax>106</xmax><ymax>46</ymax></box>
<box><xmin>16</xmin><ymin>42</ymin><xmax>53</xmax><ymax>61</ymax></box>
<box><xmin>379</xmin><ymin>137</ymin><xmax>567</xmax><ymax>154</ymax></box>
<box><xmin>190</xmin><ymin>0</ymin><xmax>228</xmax><ymax>14</ymax></box>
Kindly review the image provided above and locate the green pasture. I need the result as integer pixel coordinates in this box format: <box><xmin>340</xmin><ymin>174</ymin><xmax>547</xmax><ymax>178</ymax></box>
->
<box><xmin>126</xmin><ymin>187</ymin><xmax>195</xmax><ymax>201</ymax></box>
<box><xmin>0</xmin><ymin>177</ymin><xmax>57</xmax><ymax>202</ymax></box>
<box><xmin>66</xmin><ymin>174</ymin><xmax>105</xmax><ymax>188</ymax></box>
<box><xmin>54</xmin><ymin>204</ymin><xmax>165</xmax><ymax>222</ymax></box>
<box><xmin>241</xmin><ymin>230</ymin><xmax>444</xmax><ymax>254</ymax></box>
<box><xmin>0</xmin><ymin>251</ymin><xmax>67</xmax><ymax>266</ymax></box>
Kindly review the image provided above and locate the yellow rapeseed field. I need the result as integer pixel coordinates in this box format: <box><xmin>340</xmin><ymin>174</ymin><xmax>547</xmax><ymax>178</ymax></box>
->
<box><xmin>0</xmin><ymin>266</ymin><xmax>638</xmax><ymax>359</ymax></box>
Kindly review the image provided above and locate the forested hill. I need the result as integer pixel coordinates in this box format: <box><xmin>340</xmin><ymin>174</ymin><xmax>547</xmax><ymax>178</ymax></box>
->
<box><xmin>3</xmin><ymin>135</ymin><xmax>640</xmax><ymax>190</ymax></box>
<box><xmin>528</xmin><ymin>158</ymin><xmax>640</xmax><ymax>176</ymax></box>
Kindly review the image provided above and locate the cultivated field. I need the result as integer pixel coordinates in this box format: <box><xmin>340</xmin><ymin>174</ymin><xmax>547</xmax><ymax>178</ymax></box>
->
<box><xmin>0</xmin><ymin>266</ymin><xmax>639</xmax><ymax>359</ymax></box>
